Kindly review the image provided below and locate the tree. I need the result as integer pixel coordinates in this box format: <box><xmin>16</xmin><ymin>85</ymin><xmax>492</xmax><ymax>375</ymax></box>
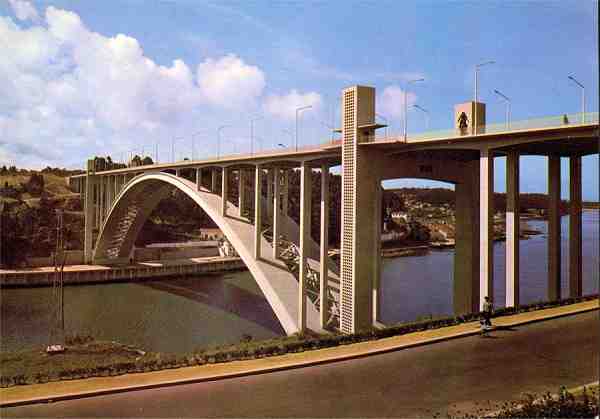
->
<box><xmin>24</xmin><ymin>173</ymin><xmax>45</xmax><ymax>195</ymax></box>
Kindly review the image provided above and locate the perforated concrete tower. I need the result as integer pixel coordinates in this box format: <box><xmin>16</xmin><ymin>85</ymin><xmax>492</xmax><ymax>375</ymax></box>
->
<box><xmin>340</xmin><ymin>85</ymin><xmax>379</xmax><ymax>334</ymax></box>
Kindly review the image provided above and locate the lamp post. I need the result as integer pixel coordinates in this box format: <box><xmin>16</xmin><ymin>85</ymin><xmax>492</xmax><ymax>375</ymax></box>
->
<box><xmin>217</xmin><ymin>125</ymin><xmax>230</xmax><ymax>159</ymax></box>
<box><xmin>568</xmin><ymin>75</ymin><xmax>585</xmax><ymax>124</ymax></box>
<box><xmin>474</xmin><ymin>60</ymin><xmax>495</xmax><ymax>134</ymax></box>
<box><xmin>493</xmin><ymin>89</ymin><xmax>511</xmax><ymax>129</ymax></box>
<box><xmin>412</xmin><ymin>105</ymin><xmax>430</xmax><ymax>130</ymax></box>
<box><xmin>171</xmin><ymin>137</ymin><xmax>184</xmax><ymax>162</ymax></box>
<box><xmin>404</xmin><ymin>78</ymin><xmax>424</xmax><ymax>141</ymax></box>
<box><xmin>295</xmin><ymin>105</ymin><xmax>312</xmax><ymax>151</ymax></box>
<box><xmin>250</xmin><ymin>116</ymin><xmax>263</xmax><ymax>155</ymax></box>
<box><xmin>376</xmin><ymin>113</ymin><xmax>389</xmax><ymax>138</ymax></box>
<box><xmin>191</xmin><ymin>131</ymin><xmax>206</xmax><ymax>161</ymax></box>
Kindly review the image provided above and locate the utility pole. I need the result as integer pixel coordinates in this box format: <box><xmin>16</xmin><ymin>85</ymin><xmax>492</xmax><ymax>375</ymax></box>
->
<box><xmin>48</xmin><ymin>210</ymin><xmax>66</xmax><ymax>353</ymax></box>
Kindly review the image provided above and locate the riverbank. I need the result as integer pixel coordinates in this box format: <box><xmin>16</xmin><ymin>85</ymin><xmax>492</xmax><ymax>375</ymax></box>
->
<box><xmin>0</xmin><ymin>257</ymin><xmax>245</xmax><ymax>288</ymax></box>
<box><xmin>1</xmin><ymin>298</ymin><xmax>596</xmax><ymax>408</ymax></box>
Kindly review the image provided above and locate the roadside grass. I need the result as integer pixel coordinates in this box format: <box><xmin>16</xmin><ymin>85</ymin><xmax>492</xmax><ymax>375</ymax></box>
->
<box><xmin>0</xmin><ymin>337</ymin><xmax>155</xmax><ymax>387</ymax></box>
<box><xmin>0</xmin><ymin>294</ymin><xmax>597</xmax><ymax>388</ymax></box>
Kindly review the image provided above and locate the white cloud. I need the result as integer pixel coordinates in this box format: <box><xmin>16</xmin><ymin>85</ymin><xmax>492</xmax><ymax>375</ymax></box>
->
<box><xmin>7</xmin><ymin>0</ymin><xmax>39</xmax><ymax>22</ymax></box>
<box><xmin>264</xmin><ymin>89</ymin><xmax>322</xmax><ymax>120</ymax></box>
<box><xmin>378</xmin><ymin>85</ymin><xmax>416</xmax><ymax>119</ymax></box>
<box><xmin>0</xmin><ymin>6</ymin><xmax>272</xmax><ymax>168</ymax></box>
<box><xmin>197</xmin><ymin>54</ymin><xmax>265</xmax><ymax>109</ymax></box>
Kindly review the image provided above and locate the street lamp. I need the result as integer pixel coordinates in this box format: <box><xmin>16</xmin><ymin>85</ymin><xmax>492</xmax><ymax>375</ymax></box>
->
<box><xmin>376</xmin><ymin>113</ymin><xmax>389</xmax><ymax>138</ymax></box>
<box><xmin>216</xmin><ymin>125</ymin><xmax>230</xmax><ymax>159</ymax></box>
<box><xmin>474</xmin><ymin>60</ymin><xmax>495</xmax><ymax>134</ymax></box>
<box><xmin>171</xmin><ymin>137</ymin><xmax>184</xmax><ymax>162</ymax></box>
<box><xmin>412</xmin><ymin>105</ymin><xmax>430</xmax><ymax>130</ymax></box>
<box><xmin>250</xmin><ymin>116</ymin><xmax>263</xmax><ymax>155</ymax></box>
<box><xmin>568</xmin><ymin>75</ymin><xmax>585</xmax><ymax>124</ymax></box>
<box><xmin>493</xmin><ymin>89</ymin><xmax>511</xmax><ymax>129</ymax></box>
<box><xmin>191</xmin><ymin>131</ymin><xmax>208</xmax><ymax>161</ymax></box>
<box><xmin>404</xmin><ymin>78</ymin><xmax>425</xmax><ymax>141</ymax></box>
<box><xmin>295</xmin><ymin>105</ymin><xmax>312</xmax><ymax>151</ymax></box>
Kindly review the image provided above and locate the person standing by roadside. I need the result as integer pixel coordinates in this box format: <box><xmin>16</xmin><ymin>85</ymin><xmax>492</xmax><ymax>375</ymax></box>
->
<box><xmin>481</xmin><ymin>296</ymin><xmax>493</xmax><ymax>335</ymax></box>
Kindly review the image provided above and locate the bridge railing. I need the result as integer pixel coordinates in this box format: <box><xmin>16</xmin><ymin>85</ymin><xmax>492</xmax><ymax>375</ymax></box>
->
<box><xmin>374</xmin><ymin>111</ymin><xmax>598</xmax><ymax>144</ymax></box>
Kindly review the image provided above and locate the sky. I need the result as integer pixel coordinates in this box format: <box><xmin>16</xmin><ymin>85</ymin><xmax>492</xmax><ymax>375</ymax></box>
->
<box><xmin>0</xmin><ymin>0</ymin><xmax>598</xmax><ymax>199</ymax></box>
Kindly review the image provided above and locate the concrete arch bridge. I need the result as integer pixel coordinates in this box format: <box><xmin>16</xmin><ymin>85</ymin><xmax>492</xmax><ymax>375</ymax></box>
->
<box><xmin>70</xmin><ymin>85</ymin><xmax>599</xmax><ymax>335</ymax></box>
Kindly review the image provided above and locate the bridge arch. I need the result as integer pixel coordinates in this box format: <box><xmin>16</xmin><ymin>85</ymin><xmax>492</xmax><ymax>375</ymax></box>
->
<box><xmin>93</xmin><ymin>172</ymin><xmax>321</xmax><ymax>334</ymax></box>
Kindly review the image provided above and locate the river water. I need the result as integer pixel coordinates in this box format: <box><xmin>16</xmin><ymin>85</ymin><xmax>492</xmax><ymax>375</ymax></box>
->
<box><xmin>1</xmin><ymin>211</ymin><xmax>597</xmax><ymax>354</ymax></box>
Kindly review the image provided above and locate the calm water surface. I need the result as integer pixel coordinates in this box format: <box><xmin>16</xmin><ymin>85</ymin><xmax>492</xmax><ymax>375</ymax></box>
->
<box><xmin>1</xmin><ymin>211</ymin><xmax>597</xmax><ymax>353</ymax></box>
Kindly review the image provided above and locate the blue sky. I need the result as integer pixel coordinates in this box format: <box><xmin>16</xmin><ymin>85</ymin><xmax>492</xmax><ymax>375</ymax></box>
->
<box><xmin>1</xmin><ymin>0</ymin><xmax>598</xmax><ymax>199</ymax></box>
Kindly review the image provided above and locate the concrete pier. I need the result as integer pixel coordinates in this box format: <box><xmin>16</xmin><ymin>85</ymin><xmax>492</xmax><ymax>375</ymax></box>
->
<box><xmin>505</xmin><ymin>150</ymin><xmax>520</xmax><ymax>307</ymax></box>
<box><xmin>547</xmin><ymin>155</ymin><xmax>561</xmax><ymax>301</ymax></box>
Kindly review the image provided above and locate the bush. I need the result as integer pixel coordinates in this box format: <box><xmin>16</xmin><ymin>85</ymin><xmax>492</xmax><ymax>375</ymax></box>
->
<box><xmin>494</xmin><ymin>387</ymin><xmax>598</xmax><ymax>418</ymax></box>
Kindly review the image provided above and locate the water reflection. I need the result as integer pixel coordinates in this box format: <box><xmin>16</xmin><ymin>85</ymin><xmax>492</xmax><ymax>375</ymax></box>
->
<box><xmin>1</xmin><ymin>211</ymin><xmax>597</xmax><ymax>353</ymax></box>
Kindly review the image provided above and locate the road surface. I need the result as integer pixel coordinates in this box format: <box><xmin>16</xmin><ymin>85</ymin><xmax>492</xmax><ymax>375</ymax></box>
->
<box><xmin>3</xmin><ymin>311</ymin><xmax>598</xmax><ymax>417</ymax></box>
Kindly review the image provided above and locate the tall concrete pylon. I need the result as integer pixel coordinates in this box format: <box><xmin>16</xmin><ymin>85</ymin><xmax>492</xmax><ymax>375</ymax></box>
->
<box><xmin>340</xmin><ymin>85</ymin><xmax>382</xmax><ymax>334</ymax></box>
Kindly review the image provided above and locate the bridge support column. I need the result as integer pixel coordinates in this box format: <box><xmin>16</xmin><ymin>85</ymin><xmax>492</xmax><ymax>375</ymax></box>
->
<box><xmin>113</xmin><ymin>176</ymin><xmax>118</xmax><ymax>200</ymax></box>
<box><xmin>254</xmin><ymin>166</ymin><xmax>262</xmax><ymax>259</ymax></box>
<box><xmin>548</xmin><ymin>155</ymin><xmax>561</xmax><ymax>301</ymax></box>
<box><xmin>282</xmin><ymin>170</ymin><xmax>289</xmax><ymax>216</ymax></box>
<box><xmin>273</xmin><ymin>168</ymin><xmax>281</xmax><ymax>259</ymax></box>
<box><xmin>267</xmin><ymin>169</ymin><xmax>274</xmax><ymax>218</ymax></box>
<box><xmin>211</xmin><ymin>169</ymin><xmax>218</xmax><ymax>193</ymax></box>
<box><xmin>373</xmin><ymin>183</ymin><xmax>382</xmax><ymax>324</ymax></box>
<box><xmin>569</xmin><ymin>155</ymin><xmax>582</xmax><ymax>297</ymax></box>
<box><xmin>100</xmin><ymin>176</ymin><xmax>106</xmax><ymax>225</ymax></box>
<box><xmin>239</xmin><ymin>170</ymin><xmax>247</xmax><ymax>217</ymax></box>
<box><xmin>505</xmin><ymin>150</ymin><xmax>520</xmax><ymax>308</ymax></box>
<box><xmin>479</xmin><ymin>148</ymin><xmax>494</xmax><ymax>309</ymax></box>
<box><xmin>340</xmin><ymin>85</ymin><xmax>380</xmax><ymax>334</ymax></box>
<box><xmin>84</xmin><ymin>160</ymin><xmax>96</xmax><ymax>263</ymax></box>
<box><xmin>196</xmin><ymin>168</ymin><xmax>201</xmax><ymax>190</ymax></box>
<box><xmin>175</xmin><ymin>169</ymin><xmax>181</xmax><ymax>177</ymax></box>
<box><xmin>221</xmin><ymin>168</ymin><xmax>229</xmax><ymax>217</ymax></box>
<box><xmin>298</xmin><ymin>162</ymin><xmax>312</xmax><ymax>332</ymax></box>
<box><xmin>455</xmin><ymin>162</ymin><xmax>480</xmax><ymax>314</ymax></box>
<box><xmin>319</xmin><ymin>165</ymin><xmax>329</xmax><ymax>329</ymax></box>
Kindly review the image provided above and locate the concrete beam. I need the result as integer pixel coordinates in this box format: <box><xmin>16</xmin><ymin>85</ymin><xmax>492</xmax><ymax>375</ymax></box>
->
<box><xmin>569</xmin><ymin>155</ymin><xmax>582</xmax><ymax>297</ymax></box>
<box><xmin>479</xmin><ymin>149</ymin><xmax>494</xmax><ymax>309</ymax></box>
<box><xmin>221</xmin><ymin>167</ymin><xmax>229</xmax><ymax>217</ymax></box>
<box><xmin>211</xmin><ymin>168</ymin><xmax>218</xmax><ymax>193</ymax></box>
<box><xmin>282</xmin><ymin>170</ymin><xmax>289</xmax><ymax>217</ymax></box>
<box><xmin>254</xmin><ymin>166</ymin><xmax>262</xmax><ymax>260</ymax></box>
<box><xmin>319</xmin><ymin>165</ymin><xmax>329</xmax><ymax>329</ymax></box>
<box><xmin>267</xmin><ymin>169</ymin><xmax>274</xmax><ymax>218</ymax></box>
<box><xmin>273</xmin><ymin>168</ymin><xmax>281</xmax><ymax>259</ymax></box>
<box><xmin>372</xmin><ymin>182</ymin><xmax>382</xmax><ymax>324</ymax></box>
<box><xmin>239</xmin><ymin>170</ymin><xmax>247</xmax><ymax>217</ymax></box>
<box><xmin>298</xmin><ymin>162</ymin><xmax>312</xmax><ymax>332</ymax></box>
<box><xmin>505</xmin><ymin>150</ymin><xmax>520</xmax><ymax>307</ymax></box>
<box><xmin>454</xmin><ymin>160</ymin><xmax>480</xmax><ymax>315</ymax></box>
<box><xmin>84</xmin><ymin>160</ymin><xmax>95</xmax><ymax>263</ymax></box>
<box><xmin>547</xmin><ymin>155</ymin><xmax>561</xmax><ymax>301</ymax></box>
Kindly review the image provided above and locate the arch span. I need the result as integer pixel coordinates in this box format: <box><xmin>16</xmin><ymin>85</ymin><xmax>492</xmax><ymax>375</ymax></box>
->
<box><xmin>93</xmin><ymin>172</ymin><xmax>323</xmax><ymax>335</ymax></box>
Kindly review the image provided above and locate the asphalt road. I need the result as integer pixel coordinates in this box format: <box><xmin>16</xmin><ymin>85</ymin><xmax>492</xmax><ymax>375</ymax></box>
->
<box><xmin>3</xmin><ymin>311</ymin><xmax>598</xmax><ymax>417</ymax></box>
